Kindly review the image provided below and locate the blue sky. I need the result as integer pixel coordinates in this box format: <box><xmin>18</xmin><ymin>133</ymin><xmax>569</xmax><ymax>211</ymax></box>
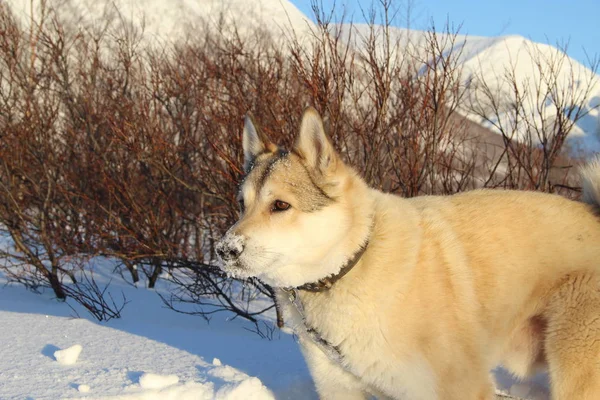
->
<box><xmin>289</xmin><ymin>0</ymin><xmax>600</xmax><ymax>66</ymax></box>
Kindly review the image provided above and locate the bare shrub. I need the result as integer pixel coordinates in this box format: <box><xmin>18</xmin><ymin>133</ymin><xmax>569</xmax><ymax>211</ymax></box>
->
<box><xmin>64</xmin><ymin>270</ymin><xmax>128</xmax><ymax>322</ymax></box>
<box><xmin>0</xmin><ymin>4</ymin><xmax>84</xmax><ymax>299</ymax></box>
<box><xmin>0</xmin><ymin>0</ymin><xmax>597</xmax><ymax>327</ymax></box>
<box><xmin>288</xmin><ymin>2</ymin><xmax>478</xmax><ymax>197</ymax></box>
<box><xmin>467</xmin><ymin>40</ymin><xmax>600</xmax><ymax>194</ymax></box>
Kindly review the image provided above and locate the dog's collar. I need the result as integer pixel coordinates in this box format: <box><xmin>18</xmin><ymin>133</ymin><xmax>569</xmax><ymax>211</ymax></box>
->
<box><xmin>294</xmin><ymin>239</ymin><xmax>370</xmax><ymax>292</ymax></box>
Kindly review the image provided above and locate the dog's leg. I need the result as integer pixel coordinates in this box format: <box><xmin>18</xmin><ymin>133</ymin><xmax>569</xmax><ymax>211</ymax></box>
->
<box><xmin>544</xmin><ymin>273</ymin><xmax>600</xmax><ymax>400</ymax></box>
<box><xmin>438</xmin><ymin>374</ymin><xmax>495</xmax><ymax>400</ymax></box>
<box><xmin>299</xmin><ymin>337</ymin><xmax>369</xmax><ymax>400</ymax></box>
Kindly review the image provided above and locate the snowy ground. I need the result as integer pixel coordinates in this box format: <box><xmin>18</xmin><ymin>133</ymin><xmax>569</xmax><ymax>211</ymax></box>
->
<box><xmin>0</xmin><ymin>263</ymin><xmax>551</xmax><ymax>399</ymax></box>
<box><xmin>0</xmin><ymin>268</ymin><xmax>314</xmax><ymax>400</ymax></box>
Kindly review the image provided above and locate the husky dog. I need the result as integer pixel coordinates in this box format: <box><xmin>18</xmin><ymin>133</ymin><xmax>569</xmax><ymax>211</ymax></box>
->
<box><xmin>216</xmin><ymin>108</ymin><xmax>600</xmax><ymax>400</ymax></box>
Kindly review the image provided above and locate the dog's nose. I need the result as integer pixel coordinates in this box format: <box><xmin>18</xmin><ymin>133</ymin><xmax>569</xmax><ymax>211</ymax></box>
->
<box><xmin>216</xmin><ymin>236</ymin><xmax>245</xmax><ymax>261</ymax></box>
<box><xmin>216</xmin><ymin>246</ymin><xmax>241</xmax><ymax>261</ymax></box>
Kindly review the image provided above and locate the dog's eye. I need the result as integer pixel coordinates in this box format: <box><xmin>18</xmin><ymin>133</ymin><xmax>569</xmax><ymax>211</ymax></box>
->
<box><xmin>238</xmin><ymin>198</ymin><xmax>245</xmax><ymax>212</ymax></box>
<box><xmin>271</xmin><ymin>200</ymin><xmax>291</xmax><ymax>212</ymax></box>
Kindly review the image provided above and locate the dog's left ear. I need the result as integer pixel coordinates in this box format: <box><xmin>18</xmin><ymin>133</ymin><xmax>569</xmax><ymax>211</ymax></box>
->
<box><xmin>293</xmin><ymin>107</ymin><xmax>339</xmax><ymax>174</ymax></box>
<box><xmin>243</xmin><ymin>114</ymin><xmax>277</xmax><ymax>173</ymax></box>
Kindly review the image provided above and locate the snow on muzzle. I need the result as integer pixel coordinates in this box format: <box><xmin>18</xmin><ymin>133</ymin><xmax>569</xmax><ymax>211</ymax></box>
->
<box><xmin>216</xmin><ymin>232</ymin><xmax>246</xmax><ymax>264</ymax></box>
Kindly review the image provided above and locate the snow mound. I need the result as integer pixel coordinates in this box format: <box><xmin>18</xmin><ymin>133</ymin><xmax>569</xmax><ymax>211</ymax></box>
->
<box><xmin>211</xmin><ymin>364</ymin><xmax>250</xmax><ymax>382</ymax></box>
<box><xmin>83</xmin><ymin>381</ymin><xmax>214</xmax><ymax>400</ymax></box>
<box><xmin>138</xmin><ymin>372</ymin><xmax>179</xmax><ymax>390</ymax></box>
<box><xmin>209</xmin><ymin>360</ymin><xmax>276</xmax><ymax>399</ymax></box>
<box><xmin>78</xmin><ymin>384</ymin><xmax>91</xmax><ymax>393</ymax></box>
<box><xmin>215</xmin><ymin>377</ymin><xmax>275</xmax><ymax>400</ymax></box>
<box><xmin>66</xmin><ymin>379</ymin><xmax>273</xmax><ymax>400</ymax></box>
<box><xmin>54</xmin><ymin>344</ymin><xmax>83</xmax><ymax>365</ymax></box>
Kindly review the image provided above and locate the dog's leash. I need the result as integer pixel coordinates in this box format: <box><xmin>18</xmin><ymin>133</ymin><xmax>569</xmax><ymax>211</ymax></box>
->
<box><xmin>281</xmin><ymin>287</ymin><xmax>345</xmax><ymax>365</ymax></box>
<box><xmin>279</xmin><ymin>238</ymin><xmax>371</xmax><ymax>367</ymax></box>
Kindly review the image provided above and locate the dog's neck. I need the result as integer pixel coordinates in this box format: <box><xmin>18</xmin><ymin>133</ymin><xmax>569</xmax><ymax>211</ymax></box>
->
<box><xmin>294</xmin><ymin>233</ymin><xmax>370</xmax><ymax>292</ymax></box>
<box><xmin>293</xmin><ymin>173</ymin><xmax>374</xmax><ymax>292</ymax></box>
<box><xmin>277</xmin><ymin>217</ymin><xmax>373</xmax><ymax>367</ymax></box>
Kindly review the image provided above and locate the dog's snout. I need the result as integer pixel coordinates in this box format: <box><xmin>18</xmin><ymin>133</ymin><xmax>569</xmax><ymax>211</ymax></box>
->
<box><xmin>216</xmin><ymin>234</ymin><xmax>245</xmax><ymax>262</ymax></box>
<box><xmin>216</xmin><ymin>245</ymin><xmax>242</xmax><ymax>261</ymax></box>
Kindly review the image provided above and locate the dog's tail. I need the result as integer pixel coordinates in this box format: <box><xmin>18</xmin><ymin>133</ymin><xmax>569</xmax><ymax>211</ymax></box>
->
<box><xmin>581</xmin><ymin>156</ymin><xmax>600</xmax><ymax>209</ymax></box>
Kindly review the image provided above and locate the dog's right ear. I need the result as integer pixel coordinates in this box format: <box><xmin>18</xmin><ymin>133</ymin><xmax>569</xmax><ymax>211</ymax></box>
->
<box><xmin>242</xmin><ymin>114</ymin><xmax>276</xmax><ymax>173</ymax></box>
<box><xmin>292</xmin><ymin>107</ymin><xmax>339</xmax><ymax>175</ymax></box>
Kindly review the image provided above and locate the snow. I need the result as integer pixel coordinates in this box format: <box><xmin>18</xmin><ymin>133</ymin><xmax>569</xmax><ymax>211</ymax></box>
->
<box><xmin>6</xmin><ymin>0</ymin><xmax>314</xmax><ymax>44</ymax></box>
<box><xmin>215</xmin><ymin>377</ymin><xmax>274</xmax><ymax>400</ymax></box>
<box><xmin>87</xmin><ymin>381</ymin><xmax>214</xmax><ymax>400</ymax></box>
<box><xmin>78</xmin><ymin>384</ymin><xmax>91</xmax><ymax>393</ymax></box>
<box><xmin>54</xmin><ymin>344</ymin><xmax>84</xmax><ymax>366</ymax></box>
<box><xmin>0</xmin><ymin>266</ymin><xmax>314</xmax><ymax>400</ymax></box>
<box><xmin>138</xmin><ymin>373</ymin><xmax>179</xmax><ymax>390</ymax></box>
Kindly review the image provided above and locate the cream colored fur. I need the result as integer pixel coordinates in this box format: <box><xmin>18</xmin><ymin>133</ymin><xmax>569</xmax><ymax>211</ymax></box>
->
<box><xmin>217</xmin><ymin>109</ymin><xmax>600</xmax><ymax>400</ymax></box>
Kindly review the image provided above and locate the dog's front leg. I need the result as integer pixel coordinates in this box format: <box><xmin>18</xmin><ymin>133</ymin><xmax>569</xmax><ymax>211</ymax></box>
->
<box><xmin>274</xmin><ymin>288</ymin><xmax>371</xmax><ymax>399</ymax></box>
<box><xmin>299</xmin><ymin>336</ymin><xmax>370</xmax><ymax>400</ymax></box>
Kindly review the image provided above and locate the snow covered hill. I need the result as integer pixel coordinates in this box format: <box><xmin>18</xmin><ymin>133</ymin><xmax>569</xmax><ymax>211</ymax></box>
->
<box><xmin>343</xmin><ymin>24</ymin><xmax>600</xmax><ymax>155</ymax></box>
<box><xmin>459</xmin><ymin>35</ymin><xmax>599</xmax><ymax>154</ymax></box>
<box><xmin>5</xmin><ymin>0</ymin><xmax>599</xmax><ymax>154</ymax></box>
<box><xmin>5</xmin><ymin>0</ymin><xmax>314</xmax><ymax>43</ymax></box>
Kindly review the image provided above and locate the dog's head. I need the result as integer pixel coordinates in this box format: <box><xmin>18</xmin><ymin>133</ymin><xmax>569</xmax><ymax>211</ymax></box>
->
<box><xmin>215</xmin><ymin>108</ymin><xmax>372</xmax><ymax>288</ymax></box>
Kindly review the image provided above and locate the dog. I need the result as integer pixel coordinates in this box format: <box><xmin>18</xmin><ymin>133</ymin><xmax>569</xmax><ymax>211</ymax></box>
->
<box><xmin>216</xmin><ymin>107</ymin><xmax>600</xmax><ymax>400</ymax></box>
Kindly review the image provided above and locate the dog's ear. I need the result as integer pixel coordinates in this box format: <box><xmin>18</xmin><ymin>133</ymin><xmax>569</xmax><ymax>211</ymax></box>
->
<box><xmin>243</xmin><ymin>114</ymin><xmax>277</xmax><ymax>173</ymax></box>
<box><xmin>293</xmin><ymin>107</ymin><xmax>339</xmax><ymax>174</ymax></box>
